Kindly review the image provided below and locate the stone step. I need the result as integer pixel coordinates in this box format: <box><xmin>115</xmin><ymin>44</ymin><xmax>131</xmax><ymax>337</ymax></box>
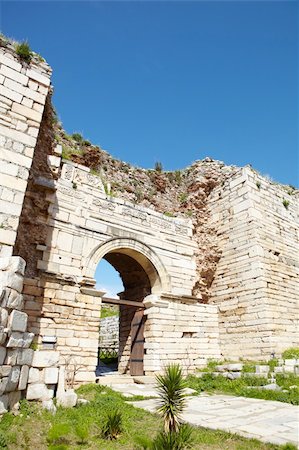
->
<box><xmin>133</xmin><ymin>376</ymin><xmax>156</xmax><ymax>385</ymax></box>
<box><xmin>96</xmin><ymin>375</ymin><xmax>135</xmax><ymax>386</ymax></box>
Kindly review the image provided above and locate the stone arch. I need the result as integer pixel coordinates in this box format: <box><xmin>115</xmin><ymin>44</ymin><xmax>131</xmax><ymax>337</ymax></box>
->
<box><xmin>83</xmin><ymin>237</ymin><xmax>170</xmax><ymax>294</ymax></box>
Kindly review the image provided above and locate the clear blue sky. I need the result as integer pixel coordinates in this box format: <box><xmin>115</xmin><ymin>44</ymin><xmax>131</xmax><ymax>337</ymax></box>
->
<box><xmin>1</xmin><ymin>1</ymin><xmax>298</xmax><ymax>187</ymax></box>
<box><xmin>1</xmin><ymin>1</ymin><xmax>298</xmax><ymax>294</ymax></box>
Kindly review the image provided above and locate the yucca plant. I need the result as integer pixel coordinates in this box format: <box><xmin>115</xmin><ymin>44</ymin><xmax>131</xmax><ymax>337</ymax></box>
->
<box><xmin>156</xmin><ymin>364</ymin><xmax>187</xmax><ymax>433</ymax></box>
<box><xmin>152</xmin><ymin>424</ymin><xmax>193</xmax><ymax>450</ymax></box>
<box><xmin>102</xmin><ymin>410</ymin><xmax>123</xmax><ymax>440</ymax></box>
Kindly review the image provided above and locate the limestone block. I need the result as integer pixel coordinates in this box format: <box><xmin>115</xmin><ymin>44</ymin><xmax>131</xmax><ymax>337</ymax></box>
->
<box><xmin>4</xmin><ymin>349</ymin><xmax>18</xmax><ymax>365</ymax></box>
<box><xmin>0</xmin><ymin>124</ymin><xmax>36</xmax><ymax>147</ymax></box>
<box><xmin>17</xmin><ymin>348</ymin><xmax>34</xmax><ymax>366</ymax></box>
<box><xmin>0</xmin><ymin>377</ymin><xmax>8</xmax><ymax>395</ymax></box>
<box><xmin>44</xmin><ymin>367</ymin><xmax>59</xmax><ymax>384</ymax></box>
<box><xmin>8</xmin><ymin>310</ymin><xmax>28</xmax><ymax>332</ymax></box>
<box><xmin>2</xmin><ymin>289</ymin><xmax>23</xmax><ymax>310</ymax></box>
<box><xmin>18</xmin><ymin>365</ymin><xmax>29</xmax><ymax>390</ymax></box>
<box><xmin>0</xmin><ymin>308</ymin><xmax>8</xmax><ymax>327</ymax></box>
<box><xmin>0</xmin><ymin>53</ymin><xmax>22</xmax><ymax>71</ymax></box>
<box><xmin>6</xmin><ymin>366</ymin><xmax>20</xmax><ymax>392</ymax></box>
<box><xmin>26</xmin><ymin>68</ymin><xmax>50</xmax><ymax>87</ymax></box>
<box><xmin>7</xmin><ymin>391</ymin><xmax>21</xmax><ymax>410</ymax></box>
<box><xmin>226</xmin><ymin>363</ymin><xmax>243</xmax><ymax>372</ymax></box>
<box><xmin>0</xmin><ymin>272</ymin><xmax>23</xmax><ymax>293</ymax></box>
<box><xmin>42</xmin><ymin>399</ymin><xmax>56</xmax><ymax>414</ymax></box>
<box><xmin>6</xmin><ymin>332</ymin><xmax>34</xmax><ymax>348</ymax></box>
<box><xmin>11</xmin><ymin>102</ymin><xmax>42</xmax><ymax>122</ymax></box>
<box><xmin>0</xmin><ymin>347</ymin><xmax>6</xmax><ymax>365</ymax></box>
<box><xmin>0</xmin><ymin>85</ymin><xmax>22</xmax><ymax>103</ymax></box>
<box><xmin>255</xmin><ymin>365</ymin><xmax>269</xmax><ymax>374</ymax></box>
<box><xmin>57</xmin><ymin>390</ymin><xmax>77</xmax><ymax>408</ymax></box>
<box><xmin>0</xmin><ymin>65</ymin><xmax>28</xmax><ymax>85</ymax></box>
<box><xmin>0</xmin><ymin>395</ymin><xmax>8</xmax><ymax>414</ymax></box>
<box><xmin>47</xmin><ymin>155</ymin><xmax>61</xmax><ymax>168</ymax></box>
<box><xmin>32</xmin><ymin>351</ymin><xmax>59</xmax><ymax>368</ymax></box>
<box><xmin>0</xmin><ymin>327</ymin><xmax>7</xmax><ymax>345</ymax></box>
<box><xmin>28</xmin><ymin>367</ymin><xmax>40</xmax><ymax>383</ymax></box>
<box><xmin>26</xmin><ymin>383</ymin><xmax>54</xmax><ymax>401</ymax></box>
<box><xmin>0</xmin><ymin>366</ymin><xmax>11</xmax><ymax>377</ymax></box>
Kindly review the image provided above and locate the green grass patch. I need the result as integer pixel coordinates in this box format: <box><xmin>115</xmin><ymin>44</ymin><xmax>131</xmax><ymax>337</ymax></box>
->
<box><xmin>282</xmin><ymin>347</ymin><xmax>299</xmax><ymax>360</ymax></box>
<box><xmin>186</xmin><ymin>373</ymin><xmax>299</xmax><ymax>405</ymax></box>
<box><xmin>0</xmin><ymin>384</ymin><xmax>288</xmax><ymax>449</ymax></box>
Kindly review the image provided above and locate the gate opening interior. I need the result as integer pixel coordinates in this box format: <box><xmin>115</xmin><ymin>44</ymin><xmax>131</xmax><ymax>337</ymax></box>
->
<box><xmin>97</xmin><ymin>250</ymin><xmax>153</xmax><ymax>376</ymax></box>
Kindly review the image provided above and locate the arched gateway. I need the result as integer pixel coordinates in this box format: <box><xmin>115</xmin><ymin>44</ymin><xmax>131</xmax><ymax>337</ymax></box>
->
<box><xmin>21</xmin><ymin>162</ymin><xmax>221</xmax><ymax>383</ymax></box>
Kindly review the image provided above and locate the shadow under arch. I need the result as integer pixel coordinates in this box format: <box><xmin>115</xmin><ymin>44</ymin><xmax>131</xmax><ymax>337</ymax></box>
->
<box><xmin>83</xmin><ymin>237</ymin><xmax>171</xmax><ymax>295</ymax></box>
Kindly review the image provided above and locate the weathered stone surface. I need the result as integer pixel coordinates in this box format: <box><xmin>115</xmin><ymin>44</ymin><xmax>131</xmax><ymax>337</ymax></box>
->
<box><xmin>6</xmin><ymin>332</ymin><xmax>34</xmax><ymax>348</ymax></box>
<box><xmin>26</xmin><ymin>383</ymin><xmax>54</xmax><ymax>401</ymax></box>
<box><xmin>28</xmin><ymin>367</ymin><xmax>40</xmax><ymax>383</ymax></box>
<box><xmin>57</xmin><ymin>390</ymin><xmax>77</xmax><ymax>408</ymax></box>
<box><xmin>0</xmin><ymin>347</ymin><xmax>6</xmax><ymax>365</ymax></box>
<box><xmin>44</xmin><ymin>367</ymin><xmax>59</xmax><ymax>384</ymax></box>
<box><xmin>6</xmin><ymin>365</ymin><xmax>20</xmax><ymax>392</ymax></box>
<box><xmin>0</xmin><ymin>365</ymin><xmax>11</xmax><ymax>377</ymax></box>
<box><xmin>17</xmin><ymin>348</ymin><xmax>34</xmax><ymax>366</ymax></box>
<box><xmin>0</xmin><ymin>378</ymin><xmax>8</xmax><ymax>395</ymax></box>
<box><xmin>32</xmin><ymin>351</ymin><xmax>59</xmax><ymax>368</ymax></box>
<box><xmin>0</xmin><ymin>395</ymin><xmax>8</xmax><ymax>414</ymax></box>
<box><xmin>8</xmin><ymin>310</ymin><xmax>28</xmax><ymax>332</ymax></box>
<box><xmin>18</xmin><ymin>365</ymin><xmax>29</xmax><ymax>390</ymax></box>
<box><xmin>226</xmin><ymin>364</ymin><xmax>243</xmax><ymax>372</ymax></box>
<box><xmin>42</xmin><ymin>399</ymin><xmax>56</xmax><ymax>414</ymax></box>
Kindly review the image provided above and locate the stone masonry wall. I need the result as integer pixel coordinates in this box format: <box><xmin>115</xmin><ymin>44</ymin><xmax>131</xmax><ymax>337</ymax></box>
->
<box><xmin>23</xmin><ymin>277</ymin><xmax>102</xmax><ymax>383</ymax></box>
<box><xmin>0</xmin><ymin>44</ymin><xmax>51</xmax><ymax>257</ymax></box>
<box><xmin>0</xmin><ymin>44</ymin><xmax>52</xmax><ymax>411</ymax></box>
<box><xmin>209</xmin><ymin>167</ymin><xmax>299</xmax><ymax>359</ymax></box>
<box><xmin>143</xmin><ymin>295</ymin><xmax>221</xmax><ymax>375</ymax></box>
<box><xmin>0</xmin><ymin>257</ymin><xmax>34</xmax><ymax>413</ymax></box>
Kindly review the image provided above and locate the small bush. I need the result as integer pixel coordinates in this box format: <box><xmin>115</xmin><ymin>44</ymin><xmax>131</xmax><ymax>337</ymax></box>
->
<box><xmin>179</xmin><ymin>193</ymin><xmax>188</xmax><ymax>203</ymax></box>
<box><xmin>72</xmin><ymin>133</ymin><xmax>84</xmax><ymax>143</ymax></box>
<box><xmin>15</xmin><ymin>41</ymin><xmax>32</xmax><ymax>63</ymax></box>
<box><xmin>102</xmin><ymin>410</ymin><xmax>123</xmax><ymax>440</ymax></box>
<box><xmin>152</xmin><ymin>424</ymin><xmax>194</xmax><ymax>449</ymax></box>
<box><xmin>47</xmin><ymin>423</ymin><xmax>70</xmax><ymax>445</ymax></box>
<box><xmin>256</xmin><ymin>181</ymin><xmax>261</xmax><ymax>189</ymax></box>
<box><xmin>282</xmin><ymin>347</ymin><xmax>299</xmax><ymax>359</ymax></box>
<box><xmin>154</xmin><ymin>161</ymin><xmax>163</xmax><ymax>172</ymax></box>
<box><xmin>282</xmin><ymin>198</ymin><xmax>290</xmax><ymax>209</ymax></box>
<box><xmin>75</xmin><ymin>423</ymin><xmax>89</xmax><ymax>444</ymax></box>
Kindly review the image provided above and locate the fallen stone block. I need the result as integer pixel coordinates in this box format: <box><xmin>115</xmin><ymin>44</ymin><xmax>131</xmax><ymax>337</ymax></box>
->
<box><xmin>42</xmin><ymin>399</ymin><xmax>56</xmax><ymax>414</ymax></box>
<box><xmin>226</xmin><ymin>363</ymin><xmax>243</xmax><ymax>372</ymax></box>
<box><xmin>57</xmin><ymin>390</ymin><xmax>77</xmax><ymax>408</ymax></box>
<box><xmin>255</xmin><ymin>365</ymin><xmax>269</xmax><ymax>374</ymax></box>
<box><xmin>0</xmin><ymin>395</ymin><xmax>8</xmax><ymax>414</ymax></box>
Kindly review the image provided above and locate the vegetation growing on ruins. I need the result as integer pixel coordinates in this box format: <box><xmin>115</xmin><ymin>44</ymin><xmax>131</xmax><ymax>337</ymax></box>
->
<box><xmin>15</xmin><ymin>41</ymin><xmax>32</xmax><ymax>63</ymax></box>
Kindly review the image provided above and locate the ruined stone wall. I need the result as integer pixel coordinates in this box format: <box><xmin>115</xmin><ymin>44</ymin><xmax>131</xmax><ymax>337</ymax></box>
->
<box><xmin>143</xmin><ymin>295</ymin><xmax>221</xmax><ymax>374</ymax></box>
<box><xmin>209</xmin><ymin>167</ymin><xmax>299</xmax><ymax>359</ymax></box>
<box><xmin>0</xmin><ymin>44</ymin><xmax>51</xmax><ymax>256</ymax></box>
<box><xmin>0</xmin><ymin>44</ymin><xmax>52</xmax><ymax>411</ymax></box>
<box><xmin>23</xmin><ymin>277</ymin><xmax>101</xmax><ymax>383</ymax></box>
